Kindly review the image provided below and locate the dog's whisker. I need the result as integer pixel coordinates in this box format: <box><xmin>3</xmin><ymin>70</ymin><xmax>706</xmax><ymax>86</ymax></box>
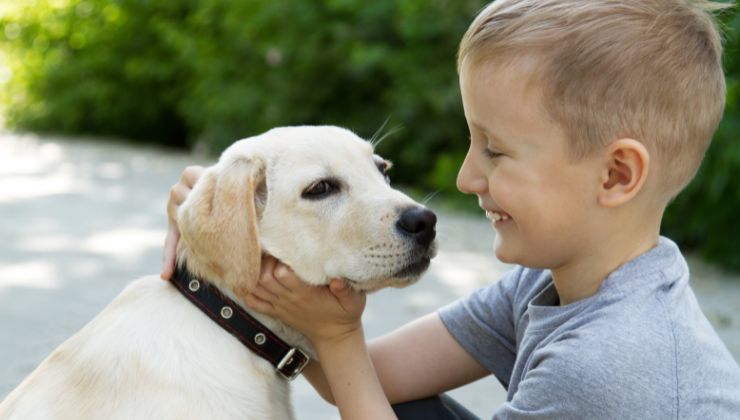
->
<box><xmin>372</xmin><ymin>125</ymin><xmax>403</xmax><ymax>148</ymax></box>
<box><xmin>370</xmin><ymin>116</ymin><xmax>391</xmax><ymax>146</ymax></box>
<box><xmin>421</xmin><ymin>190</ymin><xmax>441</xmax><ymax>206</ymax></box>
<box><xmin>370</xmin><ymin>117</ymin><xmax>403</xmax><ymax>148</ymax></box>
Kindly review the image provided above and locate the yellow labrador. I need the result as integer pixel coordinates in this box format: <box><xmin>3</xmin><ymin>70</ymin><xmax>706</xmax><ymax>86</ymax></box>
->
<box><xmin>0</xmin><ymin>126</ymin><xmax>437</xmax><ymax>420</ymax></box>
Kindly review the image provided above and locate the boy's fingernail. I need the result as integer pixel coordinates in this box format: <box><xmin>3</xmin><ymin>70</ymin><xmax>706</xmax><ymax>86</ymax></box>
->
<box><xmin>331</xmin><ymin>279</ymin><xmax>348</xmax><ymax>291</ymax></box>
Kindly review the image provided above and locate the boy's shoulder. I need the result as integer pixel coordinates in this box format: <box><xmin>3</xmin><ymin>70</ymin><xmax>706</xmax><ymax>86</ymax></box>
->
<box><xmin>521</xmin><ymin>237</ymin><xmax>740</xmax><ymax>418</ymax></box>
<box><xmin>531</xmin><ymin>282</ymin><xmax>740</xmax><ymax>419</ymax></box>
<box><xmin>444</xmin><ymin>237</ymin><xmax>740</xmax><ymax>417</ymax></box>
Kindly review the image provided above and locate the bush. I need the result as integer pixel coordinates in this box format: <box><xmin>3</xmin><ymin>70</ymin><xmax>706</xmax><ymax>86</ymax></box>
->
<box><xmin>0</xmin><ymin>0</ymin><xmax>191</xmax><ymax>145</ymax></box>
<box><xmin>662</xmin><ymin>7</ymin><xmax>740</xmax><ymax>271</ymax></box>
<box><xmin>1</xmin><ymin>0</ymin><xmax>739</xmax><ymax>270</ymax></box>
<box><xmin>0</xmin><ymin>0</ymin><xmax>481</xmax><ymax>188</ymax></box>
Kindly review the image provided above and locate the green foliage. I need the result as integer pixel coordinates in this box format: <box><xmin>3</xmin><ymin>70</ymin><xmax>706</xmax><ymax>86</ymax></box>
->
<box><xmin>0</xmin><ymin>0</ymin><xmax>191</xmax><ymax>145</ymax></box>
<box><xmin>0</xmin><ymin>0</ymin><xmax>480</xmax><ymax>185</ymax></box>
<box><xmin>2</xmin><ymin>0</ymin><xmax>740</xmax><ymax>270</ymax></box>
<box><xmin>663</xmin><ymin>6</ymin><xmax>740</xmax><ymax>271</ymax></box>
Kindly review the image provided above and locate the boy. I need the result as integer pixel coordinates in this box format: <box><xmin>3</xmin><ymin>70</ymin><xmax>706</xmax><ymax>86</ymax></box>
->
<box><xmin>163</xmin><ymin>0</ymin><xmax>740</xmax><ymax>418</ymax></box>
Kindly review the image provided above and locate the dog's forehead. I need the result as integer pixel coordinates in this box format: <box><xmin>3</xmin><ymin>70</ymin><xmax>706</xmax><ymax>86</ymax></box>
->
<box><xmin>226</xmin><ymin>125</ymin><xmax>375</xmax><ymax>167</ymax></box>
<box><xmin>275</xmin><ymin>135</ymin><xmax>379</xmax><ymax>185</ymax></box>
<box><xmin>272</xmin><ymin>126</ymin><xmax>373</xmax><ymax>157</ymax></box>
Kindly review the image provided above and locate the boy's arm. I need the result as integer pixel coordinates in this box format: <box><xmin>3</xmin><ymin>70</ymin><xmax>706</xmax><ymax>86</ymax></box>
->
<box><xmin>249</xmin><ymin>261</ymin><xmax>489</xmax><ymax>410</ymax></box>
<box><xmin>369</xmin><ymin>312</ymin><xmax>489</xmax><ymax>403</ymax></box>
<box><xmin>303</xmin><ymin>312</ymin><xmax>489</xmax><ymax>405</ymax></box>
<box><xmin>245</xmin><ymin>263</ymin><xmax>396</xmax><ymax>419</ymax></box>
<box><xmin>312</xmin><ymin>326</ymin><xmax>396</xmax><ymax>420</ymax></box>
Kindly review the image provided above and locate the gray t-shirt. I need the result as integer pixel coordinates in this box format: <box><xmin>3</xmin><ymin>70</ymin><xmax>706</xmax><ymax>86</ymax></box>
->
<box><xmin>439</xmin><ymin>236</ymin><xmax>740</xmax><ymax>419</ymax></box>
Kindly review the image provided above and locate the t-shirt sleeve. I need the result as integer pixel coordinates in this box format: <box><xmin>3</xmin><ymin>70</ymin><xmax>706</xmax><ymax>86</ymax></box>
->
<box><xmin>437</xmin><ymin>267</ymin><xmax>524</xmax><ymax>389</ymax></box>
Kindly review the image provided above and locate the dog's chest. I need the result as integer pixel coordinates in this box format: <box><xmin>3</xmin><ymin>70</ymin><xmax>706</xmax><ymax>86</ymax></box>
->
<box><xmin>118</xmin><ymin>277</ymin><xmax>296</xmax><ymax>418</ymax></box>
<box><xmin>10</xmin><ymin>276</ymin><xmax>297</xmax><ymax>420</ymax></box>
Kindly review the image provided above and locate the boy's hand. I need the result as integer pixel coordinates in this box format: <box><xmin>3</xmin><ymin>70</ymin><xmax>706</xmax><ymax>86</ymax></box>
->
<box><xmin>245</xmin><ymin>256</ymin><xmax>367</xmax><ymax>347</ymax></box>
<box><xmin>160</xmin><ymin>165</ymin><xmax>205</xmax><ymax>280</ymax></box>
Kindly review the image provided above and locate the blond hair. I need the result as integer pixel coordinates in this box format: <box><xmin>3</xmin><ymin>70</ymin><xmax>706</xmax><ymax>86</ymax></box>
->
<box><xmin>459</xmin><ymin>0</ymin><xmax>729</xmax><ymax>199</ymax></box>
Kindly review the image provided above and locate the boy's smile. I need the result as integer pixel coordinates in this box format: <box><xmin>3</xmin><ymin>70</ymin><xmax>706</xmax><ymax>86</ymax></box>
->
<box><xmin>456</xmin><ymin>57</ymin><xmax>604</xmax><ymax>272</ymax></box>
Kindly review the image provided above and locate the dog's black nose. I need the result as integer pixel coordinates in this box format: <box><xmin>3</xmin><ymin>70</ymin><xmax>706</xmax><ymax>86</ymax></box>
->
<box><xmin>396</xmin><ymin>207</ymin><xmax>437</xmax><ymax>247</ymax></box>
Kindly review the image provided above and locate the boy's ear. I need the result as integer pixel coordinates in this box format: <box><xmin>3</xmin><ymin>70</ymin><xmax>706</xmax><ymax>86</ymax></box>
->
<box><xmin>597</xmin><ymin>138</ymin><xmax>650</xmax><ymax>208</ymax></box>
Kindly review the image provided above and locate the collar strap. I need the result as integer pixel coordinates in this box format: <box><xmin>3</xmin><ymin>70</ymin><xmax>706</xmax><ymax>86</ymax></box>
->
<box><xmin>170</xmin><ymin>265</ymin><xmax>310</xmax><ymax>381</ymax></box>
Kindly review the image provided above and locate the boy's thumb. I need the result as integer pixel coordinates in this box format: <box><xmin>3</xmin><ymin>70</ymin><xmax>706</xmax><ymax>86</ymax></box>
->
<box><xmin>328</xmin><ymin>278</ymin><xmax>350</xmax><ymax>295</ymax></box>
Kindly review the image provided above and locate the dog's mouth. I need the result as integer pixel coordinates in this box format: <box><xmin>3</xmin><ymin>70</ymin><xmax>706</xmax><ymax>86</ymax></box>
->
<box><xmin>345</xmin><ymin>249</ymin><xmax>435</xmax><ymax>292</ymax></box>
<box><xmin>392</xmin><ymin>256</ymin><xmax>431</xmax><ymax>279</ymax></box>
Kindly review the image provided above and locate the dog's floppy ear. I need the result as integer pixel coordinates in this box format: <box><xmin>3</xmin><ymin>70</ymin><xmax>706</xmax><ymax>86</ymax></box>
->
<box><xmin>178</xmin><ymin>156</ymin><xmax>265</xmax><ymax>296</ymax></box>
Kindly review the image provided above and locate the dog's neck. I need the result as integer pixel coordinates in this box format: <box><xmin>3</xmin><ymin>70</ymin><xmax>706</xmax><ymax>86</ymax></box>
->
<box><xmin>174</xmin><ymin>247</ymin><xmax>315</xmax><ymax>360</ymax></box>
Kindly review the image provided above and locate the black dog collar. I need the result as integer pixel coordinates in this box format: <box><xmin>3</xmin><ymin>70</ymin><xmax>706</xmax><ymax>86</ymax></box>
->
<box><xmin>170</xmin><ymin>265</ymin><xmax>310</xmax><ymax>381</ymax></box>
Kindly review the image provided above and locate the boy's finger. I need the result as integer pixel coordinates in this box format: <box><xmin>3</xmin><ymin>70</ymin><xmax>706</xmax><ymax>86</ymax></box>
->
<box><xmin>182</xmin><ymin>165</ymin><xmax>205</xmax><ymax>188</ymax></box>
<box><xmin>273</xmin><ymin>263</ymin><xmax>306</xmax><ymax>292</ymax></box>
<box><xmin>252</xmin><ymin>283</ymin><xmax>280</xmax><ymax>302</ymax></box>
<box><xmin>257</xmin><ymin>257</ymin><xmax>293</xmax><ymax>296</ymax></box>
<box><xmin>160</xmin><ymin>226</ymin><xmax>180</xmax><ymax>280</ymax></box>
<box><xmin>162</xmin><ymin>165</ymin><xmax>204</xmax><ymax>281</ymax></box>
<box><xmin>243</xmin><ymin>292</ymin><xmax>275</xmax><ymax>316</ymax></box>
<box><xmin>328</xmin><ymin>278</ymin><xmax>349</xmax><ymax>294</ymax></box>
<box><xmin>167</xmin><ymin>184</ymin><xmax>191</xmax><ymax>222</ymax></box>
<box><xmin>328</xmin><ymin>278</ymin><xmax>366</xmax><ymax>313</ymax></box>
<box><xmin>262</xmin><ymin>263</ymin><xmax>294</xmax><ymax>295</ymax></box>
<box><xmin>259</xmin><ymin>256</ymin><xmax>278</xmax><ymax>285</ymax></box>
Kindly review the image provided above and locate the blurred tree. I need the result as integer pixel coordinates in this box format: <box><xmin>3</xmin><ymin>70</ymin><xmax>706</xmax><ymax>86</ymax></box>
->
<box><xmin>0</xmin><ymin>0</ymin><xmax>192</xmax><ymax>146</ymax></box>
<box><xmin>1</xmin><ymin>0</ymin><xmax>739</xmax><ymax>270</ymax></box>
<box><xmin>662</xmin><ymin>6</ymin><xmax>740</xmax><ymax>271</ymax></box>
<box><xmin>0</xmin><ymin>0</ymin><xmax>480</xmax><ymax>182</ymax></box>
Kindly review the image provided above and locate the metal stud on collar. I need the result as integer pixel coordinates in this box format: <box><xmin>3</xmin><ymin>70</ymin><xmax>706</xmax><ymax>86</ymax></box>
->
<box><xmin>254</xmin><ymin>333</ymin><xmax>266</xmax><ymax>345</ymax></box>
<box><xmin>220</xmin><ymin>306</ymin><xmax>233</xmax><ymax>319</ymax></box>
<box><xmin>188</xmin><ymin>279</ymin><xmax>200</xmax><ymax>292</ymax></box>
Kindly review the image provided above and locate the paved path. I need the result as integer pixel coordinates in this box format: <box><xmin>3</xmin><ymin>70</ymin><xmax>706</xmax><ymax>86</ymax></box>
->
<box><xmin>1</xmin><ymin>133</ymin><xmax>739</xmax><ymax>419</ymax></box>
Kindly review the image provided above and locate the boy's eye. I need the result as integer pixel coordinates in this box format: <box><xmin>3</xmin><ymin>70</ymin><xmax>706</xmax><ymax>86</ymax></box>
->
<box><xmin>483</xmin><ymin>147</ymin><xmax>504</xmax><ymax>159</ymax></box>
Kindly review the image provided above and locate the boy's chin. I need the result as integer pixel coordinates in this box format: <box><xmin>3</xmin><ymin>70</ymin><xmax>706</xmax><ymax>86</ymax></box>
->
<box><xmin>494</xmin><ymin>249</ymin><xmax>516</xmax><ymax>264</ymax></box>
<box><xmin>493</xmin><ymin>236</ymin><xmax>512</xmax><ymax>262</ymax></box>
<box><xmin>492</xmin><ymin>235</ymin><xmax>522</xmax><ymax>265</ymax></box>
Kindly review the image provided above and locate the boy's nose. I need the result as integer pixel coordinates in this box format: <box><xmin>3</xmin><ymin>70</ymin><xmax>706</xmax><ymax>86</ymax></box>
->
<box><xmin>456</xmin><ymin>151</ymin><xmax>488</xmax><ymax>195</ymax></box>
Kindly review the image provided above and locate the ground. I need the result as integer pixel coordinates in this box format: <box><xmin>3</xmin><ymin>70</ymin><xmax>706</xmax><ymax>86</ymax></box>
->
<box><xmin>1</xmin><ymin>133</ymin><xmax>738</xmax><ymax>419</ymax></box>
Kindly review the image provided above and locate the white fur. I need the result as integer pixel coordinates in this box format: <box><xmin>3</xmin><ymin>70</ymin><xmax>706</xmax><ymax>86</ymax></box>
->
<box><xmin>0</xmin><ymin>125</ymin><xmax>436</xmax><ymax>419</ymax></box>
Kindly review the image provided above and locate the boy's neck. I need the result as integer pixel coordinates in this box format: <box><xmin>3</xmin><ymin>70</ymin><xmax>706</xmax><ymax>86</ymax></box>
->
<box><xmin>550</xmin><ymin>227</ymin><xmax>660</xmax><ymax>306</ymax></box>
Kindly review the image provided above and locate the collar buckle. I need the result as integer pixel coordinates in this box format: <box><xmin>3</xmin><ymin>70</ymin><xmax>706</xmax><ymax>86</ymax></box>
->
<box><xmin>276</xmin><ymin>347</ymin><xmax>310</xmax><ymax>381</ymax></box>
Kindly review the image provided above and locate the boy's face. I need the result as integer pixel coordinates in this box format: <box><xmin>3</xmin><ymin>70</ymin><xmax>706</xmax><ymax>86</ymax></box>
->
<box><xmin>457</xmin><ymin>57</ymin><xmax>604</xmax><ymax>269</ymax></box>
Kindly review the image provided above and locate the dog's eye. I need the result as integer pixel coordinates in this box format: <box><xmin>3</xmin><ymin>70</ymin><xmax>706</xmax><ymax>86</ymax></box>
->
<box><xmin>302</xmin><ymin>179</ymin><xmax>339</xmax><ymax>200</ymax></box>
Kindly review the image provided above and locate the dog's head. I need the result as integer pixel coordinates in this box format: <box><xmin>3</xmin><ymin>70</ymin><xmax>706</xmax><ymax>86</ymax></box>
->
<box><xmin>176</xmin><ymin>126</ymin><xmax>437</xmax><ymax>296</ymax></box>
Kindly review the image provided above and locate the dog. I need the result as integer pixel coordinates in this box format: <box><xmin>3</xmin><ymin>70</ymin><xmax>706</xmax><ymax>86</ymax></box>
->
<box><xmin>0</xmin><ymin>125</ymin><xmax>437</xmax><ymax>420</ymax></box>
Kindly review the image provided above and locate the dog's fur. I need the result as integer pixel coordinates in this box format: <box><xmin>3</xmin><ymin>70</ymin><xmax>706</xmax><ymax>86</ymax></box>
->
<box><xmin>0</xmin><ymin>126</ymin><xmax>437</xmax><ymax>420</ymax></box>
